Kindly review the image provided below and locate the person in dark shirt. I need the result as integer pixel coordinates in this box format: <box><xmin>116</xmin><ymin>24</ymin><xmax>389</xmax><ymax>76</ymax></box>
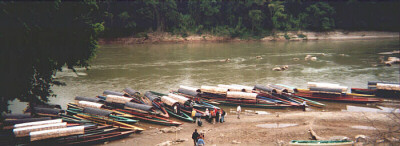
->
<box><xmin>220</xmin><ymin>109</ymin><xmax>226</xmax><ymax>123</ymax></box>
<box><xmin>215</xmin><ymin>110</ymin><xmax>220</xmax><ymax>124</ymax></box>
<box><xmin>192</xmin><ymin>129</ymin><xmax>200</xmax><ymax>146</ymax></box>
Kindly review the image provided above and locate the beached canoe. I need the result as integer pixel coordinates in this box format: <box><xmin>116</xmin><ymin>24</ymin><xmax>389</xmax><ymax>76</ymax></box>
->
<box><xmin>293</xmin><ymin>92</ymin><xmax>381</xmax><ymax>103</ymax></box>
<box><xmin>289</xmin><ymin>140</ymin><xmax>353</xmax><ymax>146</ymax></box>
<box><xmin>67</xmin><ymin>110</ymin><xmax>144</xmax><ymax>132</ymax></box>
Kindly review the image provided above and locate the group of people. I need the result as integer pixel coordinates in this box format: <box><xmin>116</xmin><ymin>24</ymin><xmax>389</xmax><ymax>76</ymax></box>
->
<box><xmin>191</xmin><ymin>129</ymin><xmax>205</xmax><ymax>146</ymax></box>
<box><xmin>192</xmin><ymin>107</ymin><xmax>226</xmax><ymax>125</ymax></box>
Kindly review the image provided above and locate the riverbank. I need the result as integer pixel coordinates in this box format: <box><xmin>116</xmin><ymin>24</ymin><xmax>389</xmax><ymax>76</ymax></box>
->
<box><xmin>99</xmin><ymin>31</ymin><xmax>398</xmax><ymax>45</ymax></box>
<box><xmin>105</xmin><ymin>110</ymin><xmax>399</xmax><ymax>146</ymax></box>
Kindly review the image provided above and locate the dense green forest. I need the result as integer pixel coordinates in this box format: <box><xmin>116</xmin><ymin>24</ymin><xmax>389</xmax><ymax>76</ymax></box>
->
<box><xmin>98</xmin><ymin>0</ymin><xmax>400</xmax><ymax>38</ymax></box>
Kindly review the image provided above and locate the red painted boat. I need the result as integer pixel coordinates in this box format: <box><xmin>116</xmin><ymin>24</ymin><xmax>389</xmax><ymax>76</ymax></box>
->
<box><xmin>293</xmin><ymin>91</ymin><xmax>382</xmax><ymax>103</ymax></box>
<box><xmin>351</xmin><ymin>88</ymin><xmax>376</xmax><ymax>95</ymax></box>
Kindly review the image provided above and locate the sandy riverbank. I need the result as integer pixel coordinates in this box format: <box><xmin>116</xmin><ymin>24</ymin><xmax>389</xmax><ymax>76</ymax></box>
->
<box><xmin>99</xmin><ymin>31</ymin><xmax>399</xmax><ymax>45</ymax></box>
<box><xmin>104</xmin><ymin>110</ymin><xmax>399</xmax><ymax>146</ymax></box>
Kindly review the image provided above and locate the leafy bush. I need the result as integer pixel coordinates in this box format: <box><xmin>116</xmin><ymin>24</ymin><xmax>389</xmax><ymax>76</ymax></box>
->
<box><xmin>284</xmin><ymin>34</ymin><xmax>291</xmax><ymax>40</ymax></box>
<box><xmin>297</xmin><ymin>34</ymin><xmax>306</xmax><ymax>38</ymax></box>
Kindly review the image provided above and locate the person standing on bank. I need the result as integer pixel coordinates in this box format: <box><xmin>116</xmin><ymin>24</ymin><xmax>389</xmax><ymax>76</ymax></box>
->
<box><xmin>197</xmin><ymin>135</ymin><xmax>205</xmax><ymax>146</ymax></box>
<box><xmin>220</xmin><ymin>109</ymin><xmax>225</xmax><ymax>123</ymax></box>
<box><xmin>191</xmin><ymin>109</ymin><xmax>197</xmax><ymax>123</ymax></box>
<box><xmin>237</xmin><ymin>105</ymin><xmax>241</xmax><ymax>119</ymax></box>
<box><xmin>215</xmin><ymin>109</ymin><xmax>220</xmax><ymax>124</ymax></box>
<box><xmin>192</xmin><ymin>129</ymin><xmax>200</xmax><ymax>146</ymax></box>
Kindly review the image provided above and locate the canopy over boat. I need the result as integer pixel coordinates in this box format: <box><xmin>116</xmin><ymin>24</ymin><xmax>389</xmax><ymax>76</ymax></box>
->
<box><xmin>125</xmin><ymin>102</ymin><xmax>153</xmax><ymax>111</ymax></box>
<box><xmin>254</xmin><ymin>84</ymin><xmax>275</xmax><ymax>93</ymax></box>
<box><xmin>168</xmin><ymin>93</ymin><xmax>190</xmax><ymax>105</ymax></box>
<box><xmin>103</xmin><ymin>90</ymin><xmax>125</xmax><ymax>96</ymax></box>
<box><xmin>3</xmin><ymin>113</ymin><xmax>32</xmax><ymax>119</ymax></box>
<box><xmin>178</xmin><ymin>88</ymin><xmax>199</xmax><ymax>97</ymax></box>
<box><xmin>105</xmin><ymin>95</ymin><xmax>133</xmax><ymax>104</ymax></box>
<box><xmin>123</xmin><ymin>88</ymin><xmax>140</xmax><ymax>96</ymax></box>
<box><xmin>77</xmin><ymin>101</ymin><xmax>104</xmax><ymax>109</ymax></box>
<box><xmin>268</xmin><ymin>84</ymin><xmax>289</xmax><ymax>94</ymax></box>
<box><xmin>5</xmin><ymin>117</ymin><xmax>52</xmax><ymax>125</ymax></box>
<box><xmin>275</xmin><ymin>84</ymin><xmax>298</xmax><ymax>93</ymax></box>
<box><xmin>13</xmin><ymin>122</ymin><xmax>67</xmax><ymax>137</ymax></box>
<box><xmin>179</xmin><ymin>85</ymin><xmax>200</xmax><ymax>92</ymax></box>
<box><xmin>226</xmin><ymin>92</ymin><xmax>257</xmax><ymax>100</ymax></box>
<box><xmin>218</xmin><ymin>84</ymin><xmax>246</xmax><ymax>92</ymax></box>
<box><xmin>75</xmin><ymin>96</ymin><xmax>101</xmax><ymax>103</ymax></box>
<box><xmin>33</xmin><ymin>107</ymin><xmax>63</xmax><ymax>116</ymax></box>
<box><xmin>30</xmin><ymin>126</ymin><xmax>85</xmax><ymax>141</ymax></box>
<box><xmin>14</xmin><ymin>119</ymin><xmax>63</xmax><ymax>129</ymax></box>
<box><xmin>161</xmin><ymin>96</ymin><xmax>178</xmax><ymax>107</ymax></box>
<box><xmin>144</xmin><ymin>91</ymin><xmax>159</xmax><ymax>102</ymax></box>
<box><xmin>83</xmin><ymin>107</ymin><xmax>113</xmax><ymax>117</ymax></box>
<box><xmin>307</xmin><ymin>82</ymin><xmax>348</xmax><ymax>93</ymax></box>
<box><xmin>376</xmin><ymin>83</ymin><xmax>400</xmax><ymax>91</ymax></box>
<box><xmin>230</xmin><ymin>84</ymin><xmax>254</xmax><ymax>93</ymax></box>
<box><xmin>200</xmin><ymin>85</ymin><xmax>228</xmax><ymax>94</ymax></box>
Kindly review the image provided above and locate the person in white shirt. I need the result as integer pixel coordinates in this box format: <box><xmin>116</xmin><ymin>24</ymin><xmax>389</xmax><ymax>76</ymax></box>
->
<box><xmin>237</xmin><ymin>105</ymin><xmax>241</xmax><ymax>119</ymax></box>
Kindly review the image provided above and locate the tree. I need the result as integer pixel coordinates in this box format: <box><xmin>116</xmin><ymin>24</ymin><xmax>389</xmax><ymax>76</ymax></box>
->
<box><xmin>0</xmin><ymin>1</ymin><xmax>103</xmax><ymax>114</ymax></box>
<box><xmin>248</xmin><ymin>9</ymin><xmax>263</xmax><ymax>32</ymax></box>
<box><xmin>305</xmin><ymin>2</ymin><xmax>335</xmax><ymax>31</ymax></box>
<box><xmin>268</xmin><ymin>1</ymin><xmax>287</xmax><ymax>31</ymax></box>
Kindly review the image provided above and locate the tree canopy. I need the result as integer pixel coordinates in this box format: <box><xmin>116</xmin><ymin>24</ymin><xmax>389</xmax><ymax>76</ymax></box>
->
<box><xmin>0</xmin><ymin>0</ymin><xmax>103</xmax><ymax>113</ymax></box>
<box><xmin>98</xmin><ymin>0</ymin><xmax>399</xmax><ymax>38</ymax></box>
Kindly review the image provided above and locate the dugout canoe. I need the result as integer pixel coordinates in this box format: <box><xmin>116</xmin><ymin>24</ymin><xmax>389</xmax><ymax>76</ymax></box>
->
<box><xmin>149</xmin><ymin>91</ymin><xmax>194</xmax><ymax>122</ymax></box>
<box><xmin>67</xmin><ymin>110</ymin><xmax>144</xmax><ymax>132</ymax></box>
<box><xmin>66</xmin><ymin>106</ymin><xmax>138</xmax><ymax>124</ymax></box>
<box><xmin>293</xmin><ymin>92</ymin><xmax>381</xmax><ymax>103</ymax></box>
<box><xmin>289</xmin><ymin>140</ymin><xmax>353</xmax><ymax>146</ymax></box>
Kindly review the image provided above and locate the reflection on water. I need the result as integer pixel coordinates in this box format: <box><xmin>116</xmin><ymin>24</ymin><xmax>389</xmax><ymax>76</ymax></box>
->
<box><xmin>9</xmin><ymin>39</ymin><xmax>400</xmax><ymax>113</ymax></box>
<box><xmin>256</xmin><ymin>123</ymin><xmax>298</xmax><ymax>128</ymax></box>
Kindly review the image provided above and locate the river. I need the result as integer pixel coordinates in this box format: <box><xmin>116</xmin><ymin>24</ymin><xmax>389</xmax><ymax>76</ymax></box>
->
<box><xmin>9</xmin><ymin>38</ymin><xmax>400</xmax><ymax>113</ymax></box>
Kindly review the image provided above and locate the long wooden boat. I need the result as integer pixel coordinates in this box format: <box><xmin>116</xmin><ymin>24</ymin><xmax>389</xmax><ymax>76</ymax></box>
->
<box><xmin>282</xmin><ymin>93</ymin><xmax>325</xmax><ymax>108</ymax></box>
<box><xmin>67</xmin><ymin>110</ymin><xmax>144</xmax><ymax>132</ymax></box>
<box><xmin>115</xmin><ymin>108</ymin><xmax>182</xmax><ymax>126</ymax></box>
<box><xmin>19</xmin><ymin>126</ymin><xmax>121</xmax><ymax>145</ymax></box>
<box><xmin>293</xmin><ymin>91</ymin><xmax>382</xmax><ymax>103</ymax></box>
<box><xmin>289</xmin><ymin>140</ymin><xmax>353</xmax><ymax>146</ymax></box>
<box><xmin>197</xmin><ymin>92</ymin><xmax>292</xmax><ymax>109</ymax></box>
<box><xmin>150</xmin><ymin>91</ymin><xmax>206</xmax><ymax>115</ymax></box>
<box><xmin>351</xmin><ymin>87</ymin><xmax>400</xmax><ymax>98</ymax></box>
<box><xmin>214</xmin><ymin>100</ymin><xmax>291</xmax><ymax>109</ymax></box>
<box><xmin>62</xmin><ymin>131</ymin><xmax>134</xmax><ymax>146</ymax></box>
<box><xmin>172</xmin><ymin>90</ymin><xmax>221</xmax><ymax>110</ymax></box>
<box><xmin>71</xmin><ymin>99</ymin><xmax>180</xmax><ymax>126</ymax></box>
<box><xmin>149</xmin><ymin>91</ymin><xmax>194</xmax><ymax>122</ymax></box>
<box><xmin>297</xmin><ymin>88</ymin><xmax>375</xmax><ymax>97</ymax></box>
<box><xmin>67</xmin><ymin>105</ymin><xmax>138</xmax><ymax>124</ymax></box>
<box><xmin>143</xmin><ymin>91</ymin><xmax>170</xmax><ymax>118</ymax></box>
<box><xmin>163</xmin><ymin>108</ymin><xmax>194</xmax><ymax>122</ymax></box>
<box><xmin>350</xmin><ymin>88</ymin><xmax>376</xmax><ymax>95</ymax></box>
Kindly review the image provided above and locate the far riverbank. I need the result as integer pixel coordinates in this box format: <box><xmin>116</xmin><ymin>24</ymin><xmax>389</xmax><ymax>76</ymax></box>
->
<box><xmin>99</xmin><ymin>31</ymin><xmax>399</xmax><ymax>45</ymax></box>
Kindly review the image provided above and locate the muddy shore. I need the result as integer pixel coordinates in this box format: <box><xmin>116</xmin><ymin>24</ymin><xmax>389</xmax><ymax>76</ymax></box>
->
<box><xmin>104</xmin><ymin>109</ymin><xmax>399</xmax><ymax>146</ymax></box>
<box><xmin>99</xmin><ymin>31</ymin><xmax>399</xmax><ymax>45</ymax></box>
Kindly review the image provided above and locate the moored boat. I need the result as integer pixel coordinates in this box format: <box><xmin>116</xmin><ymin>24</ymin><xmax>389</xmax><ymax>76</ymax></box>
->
<box><xmin>289</xmin><ymin>140</ymin><xmax>353</xmax><ymax>146</ymax></box>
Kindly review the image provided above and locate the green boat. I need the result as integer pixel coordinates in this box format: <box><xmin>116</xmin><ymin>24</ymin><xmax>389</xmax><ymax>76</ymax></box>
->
<box><xmin>289</xmin><ymin>140</ymin><xmax>353</xmax><ymax>146</ymax></box>
<box><xmin>164</xmin><ymin>108</ymin><xmax>194</xmax><ymax>122</ymax></box>
<box><xmin>149</xmin><ymin>91</ymin><xmax>194</xmax><ymax>122</ymax></box>
<box><xmin>67</xmin><ymin>106</ymin><xmax>138</xmax><ymax>124</ymax></box>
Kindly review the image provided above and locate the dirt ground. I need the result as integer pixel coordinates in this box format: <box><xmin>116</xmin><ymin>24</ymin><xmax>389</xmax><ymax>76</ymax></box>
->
<box><xmin>104</xmin><ymin>109</ymin><xmax>399</xmax><ymax>146</ymax></box>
